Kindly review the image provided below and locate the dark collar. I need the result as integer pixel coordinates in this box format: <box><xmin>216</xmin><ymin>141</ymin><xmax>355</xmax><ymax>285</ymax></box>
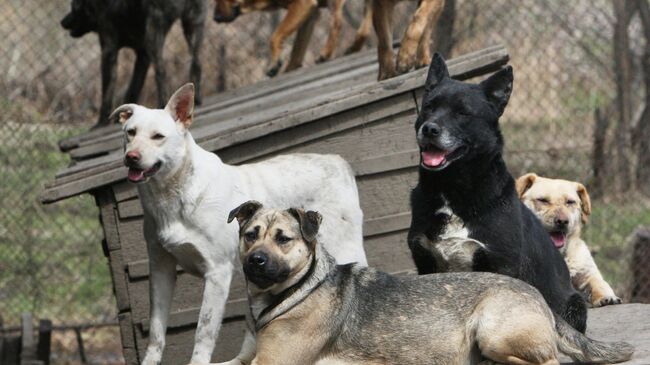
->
<box><xmin>250</xmin><ymin>246</ymin><xmax>334</xmax><ymax>332</ymax></box>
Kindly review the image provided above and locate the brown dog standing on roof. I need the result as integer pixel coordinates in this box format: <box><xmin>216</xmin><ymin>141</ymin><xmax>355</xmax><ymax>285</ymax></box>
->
<box><xmin>516</xmin><ymin>173</ymin><xmax>622</xmax><ymax>307</ymax></box>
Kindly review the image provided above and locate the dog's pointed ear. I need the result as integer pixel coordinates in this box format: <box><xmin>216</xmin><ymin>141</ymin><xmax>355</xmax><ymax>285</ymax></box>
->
<box><xmin>576</xmin><ymin>183</ymin><xmax>592</xmax><ymax>224</ymax></box>
<box><xmin>110</xmin><ymin>104</ymin><xmax>137</xmax><ymax>124</ymax></box>
<box><xmin>288</xmin><ymin>208</ymin><xmax>322</xmax><ymax>244</ymax></box>
<box><xmin>515</xmin><ymin>173</ymin><xmax>537</xmax><ymax>198</ymax></box>
<box><xmin>165</xmin><ymin>83</ymin><xmax>195</xmax><ymax>128</ymax></box>
<box><xmin>228</xmin><ymin>200</ymin><xmax>263</xmax><ymax>227</ymax></box>
<box><xmin>424</xmin><ymin>53</ymin><xmax>449</xmax><ymax>93</ymax></box>
<box><xmin>480</xmin><ymin>66</ymin><xmax>513</xmax><ymax>116</ymax></box>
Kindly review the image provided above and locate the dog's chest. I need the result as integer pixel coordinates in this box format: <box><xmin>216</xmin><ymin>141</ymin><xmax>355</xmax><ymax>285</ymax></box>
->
<box><xmin>425</xmin><ymin>201</ymin><xmax>486</xmax><ymax>272</ymax></box>
<box><xmin>145</xmin><ymin>195</ymin><xmax>231</xmax><ymax>274</ymax></box>
<box><xmin>435</xmin><ymin>201</ymin><xmax>469</xmax><ymax>240</ymax></box>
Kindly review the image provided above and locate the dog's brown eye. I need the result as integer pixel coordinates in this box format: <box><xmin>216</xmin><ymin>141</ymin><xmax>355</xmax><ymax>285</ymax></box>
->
<box><xmin>276</xmin><ymin>235</ymin><xmax>292</xmax><ymax>244</ymax></box>
<box><xmin>126</xmin><ymin>129</ymin><xmax>136</xmax><ymax>137</ymax></box>
<box><xmin>152</xmin><ymin>133</ymin><xmax>165</xmax><ymax>140</ymax></box>
<box><xmin>244</xmin><ymin>231</ymin><xmax>257</xmax><ymax>242</ymax></box>
<box><xmin>536</xmin><ymin>198</ymin><xmax>549</xmax><ymax>204</ymax></box>
<box><xmin>566</xmin><ymin>199</ymin><xmax>576</xmax><ymax>205</ymax></box>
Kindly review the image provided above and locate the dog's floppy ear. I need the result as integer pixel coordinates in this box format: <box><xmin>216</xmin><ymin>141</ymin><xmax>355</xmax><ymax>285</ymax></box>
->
<box><xmin>515</xmin><ymin>173</ymin><xmax>537</xmax><ymax>198</ymax></box>
<box><xmin>424</xmin><ymin>53</ymin><xmax>449</xmax><ymax>93</ymax></box>
<box><xmin>165</xmin><ymin>83</ymin><xmax>195</xmax><ymax>128</ymax></box>
<box><xmin>228</xmin><ymin>200</ymin><xmax>263</xmax><ymax>227</ymax></box>
<box><xmin>480</xmin><ymin>66</ymin><xmax>513</xmax><ymax>116</ymax></box>
<box><xmin>288</xmin><ymin>208</ymin><xmax>322</xmax><ymax>244</ymax></box>
<box><xmin>110</xmin><ymin>104</ymin><xmax>137</xmax><ymax>124</ymax></box>
<box><xmin>576</xmin><ymin>183</ymin><xmax>592</xmax><ymax>224</ymax></box>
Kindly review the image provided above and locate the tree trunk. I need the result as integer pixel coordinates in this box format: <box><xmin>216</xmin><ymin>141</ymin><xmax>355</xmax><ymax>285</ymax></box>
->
<box><xmin>635</xmin><ymin>0</ymin><xmax>650</xmax><ymax>195</ymax></box>
<box><xmin>592</xmin><ymin>107</ymin><xmax>610</xmax><ymax>198</ymax></box>
<box><xmin>612</xmin><ymin>0</ymin><xmax>634</xmax><ymax>192</ymax></box>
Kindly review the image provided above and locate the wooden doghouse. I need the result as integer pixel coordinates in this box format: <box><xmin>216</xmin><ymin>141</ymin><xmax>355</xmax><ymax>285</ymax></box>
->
<box><xmin>41</xmin><ymin>46</ymin><xmax>509</xmax><ymax>364</ymax></box>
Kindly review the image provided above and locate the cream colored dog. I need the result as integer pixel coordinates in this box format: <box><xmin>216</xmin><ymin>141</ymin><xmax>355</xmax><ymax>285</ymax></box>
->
<box><xmin>516</xmin><ymin>173</ymin><xmax>621</xmax><ymax>307</ymax></box>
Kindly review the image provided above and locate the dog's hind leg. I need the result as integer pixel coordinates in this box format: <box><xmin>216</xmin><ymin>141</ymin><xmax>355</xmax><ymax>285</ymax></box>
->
<box><xmin>415</xmin><ymin>9</ymin><xmax>436</xmax><ymax>68</ymax></box>
<box><xmin>372</xmin><ymin>0</ymin><xmax>396</xmax><ymax>80</ymax></box>
<box><xmin>317</xmin><ymin>0</ymin><xmax>345</xmax><ymax>62</ymax></box>
<box><xmin>474</xmin><ymin>295</ymin><xmax>559</xmax><ymax>365</ymax></box>
<box><xmin>182</xmin><ymin>0</ymin><xmax>207</xmax><ymax>105</ymax></box>
<box><xmin>286</xmin><ymin>7</ymin><xmax>319</xmax><ymax>72</ymax></box>
<box><xmin>268</xmin><ymin>0</ymin><xmax>318</xmax><ymax>76</ymax></box>
<box><xmin>190</xmin><ymin>263</ymin><xmax>234</xmax><ymax>363</ymax></box>
<box><xmin>123</xmin><ymin>50</ymin><xmax>150</xmax><ymax>104</ymax></box>
<box><xmin>145</xmin><ymin>12</ymin><xmax>174</xmax><ymax>107</ymax></box>
<box><xmin>561</xmin><ymin>292</ymin><xmax>588</xmax><ymax>333</ymax></box>
<box><xmin>96</xmin><ymin>44</ymin><xmax>119</xmax><ymax>127</ymax></box>
<box><xmin>345</xmin><ymin>0</ymin><xmax>372</xmax><ymax>54</ymax></box>
<box><xmin>396</xmin><ymin>0</ymin><xmax>444</xmax><ymax>74</ymax></box>
<box><xmin>142</xmin><ymin>240</ymin><xmax>178</xmax><ymax>365</ymax></box>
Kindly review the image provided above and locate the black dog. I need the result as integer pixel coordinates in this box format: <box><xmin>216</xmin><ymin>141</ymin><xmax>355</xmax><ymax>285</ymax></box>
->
<box><xmin>407</xmin><ymin>53</ymin><xmax>588</xmax><ymax>333</ymax></box>
<box><xmin>61</xmin><ymin>0</ymin><xmax>206</xmax><ymax>127</ymax></box>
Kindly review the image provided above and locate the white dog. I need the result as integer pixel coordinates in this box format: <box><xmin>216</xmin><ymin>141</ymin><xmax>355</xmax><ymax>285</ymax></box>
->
<box><xmin>112</xmin><ymin>84</ymin><xmax>367</xmax><ymax>365</ymax></box>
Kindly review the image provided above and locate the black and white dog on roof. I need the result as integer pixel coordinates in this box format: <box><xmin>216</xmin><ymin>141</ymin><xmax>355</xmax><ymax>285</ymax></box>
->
<box><xmin>407</xmin><ymin>53</ymin><xmax>588</xmax><ymax>333</ymax></box>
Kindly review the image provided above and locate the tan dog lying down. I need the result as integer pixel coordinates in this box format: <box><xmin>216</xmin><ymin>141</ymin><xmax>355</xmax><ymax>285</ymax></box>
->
<box><xmin>224</xmin><ymin>201</ymin><xmax>633</xmax><ymax>365</ymax></box>
<box><xmin>516</xmin><ymin>173</ymin><xmax>622</xmax><ymax>307</ymax></box>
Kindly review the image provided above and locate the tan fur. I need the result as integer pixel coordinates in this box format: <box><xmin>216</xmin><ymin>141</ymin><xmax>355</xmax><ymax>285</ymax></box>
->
<box><xmin>371</xmin><ymin>0</ymin><xmax>445</xmax><ymax>80</ymax></box>
<box><xmin>516</xmin><ymin>173</ymin><xmax>621</xmax><ymax>307</ymax></box>
<box><xmin>239</xmin><ymin>205</ymin><xmax>564</xmax><ymax>365</ymax></box>
<box><xmin>215</xmin><ymin>0</ymin><xmax>372</xmax><ymax>76</ymax></box>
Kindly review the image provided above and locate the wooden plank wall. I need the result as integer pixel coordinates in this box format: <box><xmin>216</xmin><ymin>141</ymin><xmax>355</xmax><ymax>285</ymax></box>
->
<box><xmin>98</xmin><ymin>87</ymin><xmax>421</xmax><ymax>364</ymax></box>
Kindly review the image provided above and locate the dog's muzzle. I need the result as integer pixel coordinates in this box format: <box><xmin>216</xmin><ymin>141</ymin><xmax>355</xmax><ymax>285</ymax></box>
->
<box><xmin>417</xmin><ymin>122</ymin><xmax>466</xmax><ymax>171</ymax></box>
<box><xmin>60</xmin><ymin>13</ymin><xmax>90</xmax><ymax>38</ymax></box>
<box><xmin>243</xmin><ymin>251</ymin><xmax>290</xmax><ymax>289</ymax></box>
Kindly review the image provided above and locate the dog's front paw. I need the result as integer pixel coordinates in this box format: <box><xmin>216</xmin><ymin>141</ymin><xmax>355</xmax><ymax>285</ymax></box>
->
<box><xmin>377</xmin><ymin>67</ymin><xmax>398</xmax><ymax>81</ymax></box>
<box><xmin>266</xmin><ymin>60</ymin><xmax>283</xmax><ymax>78</ymax></box>
<box><xmin>593</xmin><ymin>295</ymin><xmax>622</xmax><ymax>307</ymax></box>
<box><xmin>396</xmin><ymin>59</ymin><xmax>415</xmax><ymax>75</ymax></box>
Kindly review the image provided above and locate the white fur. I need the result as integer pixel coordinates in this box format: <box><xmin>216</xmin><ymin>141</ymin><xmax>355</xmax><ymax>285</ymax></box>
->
<box><xmin>121</xmin><ymin>97</ymin><xmax>366</xmax><ymax>365</ymax></box>
<box><xmin>421</xmin><ymin>200</ymin><xmax>485</xmax><ymax>272</ymax></box>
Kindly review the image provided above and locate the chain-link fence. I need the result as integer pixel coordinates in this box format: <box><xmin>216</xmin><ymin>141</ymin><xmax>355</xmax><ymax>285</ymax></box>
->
<box><xmin>1</xmin><ymin>0</ymin><xmax>649</xmax><ymax>363</ymax></box>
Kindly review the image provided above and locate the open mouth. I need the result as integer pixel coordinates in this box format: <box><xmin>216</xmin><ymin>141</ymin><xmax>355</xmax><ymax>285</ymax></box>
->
<box><xmin>420</xmin><ymin>145</ymin><xmax>467</xmax><ymax>171</ymax></box>
<box><xmin>549</xmin><ymin>231</ymin><xmax>567</xmax><ymax>249</ymax></box>
<box><xmin>127</xmin><ymin>161</ymin><xmax>161</xmax><ymax>183</ymax></box>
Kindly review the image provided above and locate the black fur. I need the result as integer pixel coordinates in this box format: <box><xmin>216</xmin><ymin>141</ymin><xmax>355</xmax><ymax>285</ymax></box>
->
<box><xmin>61</xmin><ymin>0</ymin><xmax>206</xmax><ymax>127</ymax></box>
<box><xmin>407</xmin><ymin>53</ymin><xmax>588</xmax><ymax>332</ymax></box>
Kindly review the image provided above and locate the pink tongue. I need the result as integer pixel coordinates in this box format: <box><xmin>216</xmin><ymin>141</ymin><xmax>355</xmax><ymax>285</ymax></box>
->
<box><xmin>550</xmin><ymin>233</ymin><xmax>566</xmax><ymax>248</ymax></box>
<box><xmin>128</xmin><ymin>168</ymin><xmax>145</xmax><ymax>182</ymax></box>
<box><xmin>422</xmin><ymin>150</ymin><xmax>447</xmax><ymax>167</ymax></box>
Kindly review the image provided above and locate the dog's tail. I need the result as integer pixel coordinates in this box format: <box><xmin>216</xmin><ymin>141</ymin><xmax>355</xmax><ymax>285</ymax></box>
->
<box><xmin>554</xmin><ymin>312</ymin><xmax>634</xmax><ymax>363</ymax></box>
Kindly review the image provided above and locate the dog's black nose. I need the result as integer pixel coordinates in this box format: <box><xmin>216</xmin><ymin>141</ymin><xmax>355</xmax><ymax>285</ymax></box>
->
<box><xmin>554</xmin><ymin>217</ymin><xmax>569</xmax><ymax>228</ymax></box>
<box><xmin>248</xmin><ymin>252</ymin><xmax>267</xmax><ymax>267</ymax></box>
<box><xmin>422</xmin><ymin>122</ymin><xmax>441</xmax><ymax>137</ymax></box>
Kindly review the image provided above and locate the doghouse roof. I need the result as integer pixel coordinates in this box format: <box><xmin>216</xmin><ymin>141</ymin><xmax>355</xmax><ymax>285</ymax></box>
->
<box><xmin>40</xmin><ymin>45</ymin><xmax>509</xmax><ymax>204</ymax></box>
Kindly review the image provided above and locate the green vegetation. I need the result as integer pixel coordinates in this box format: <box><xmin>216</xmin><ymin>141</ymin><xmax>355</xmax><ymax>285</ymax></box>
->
<box><xmin>585</xmin><ymin>198</ymin><xmax>650</xmax><ymax>293</ymax></box>
<box><xmin>0</xmin><ymin>101</ymin><xmax>112</xmax><ymax>326</ymax></box>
